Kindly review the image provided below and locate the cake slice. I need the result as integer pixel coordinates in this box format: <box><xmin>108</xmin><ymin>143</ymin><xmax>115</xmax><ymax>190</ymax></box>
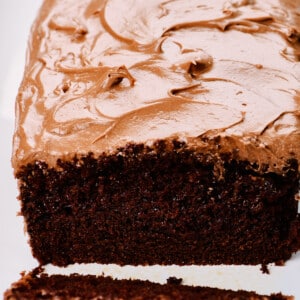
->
<box><xmin>12</xmin><ymin>0</ymin><xmax>300</xmax><ymax>266</ymax></box>
<box><xmin>4</xmin><ymin>271</ymin><xmax>293</xmax><ymax>300</ymax></box>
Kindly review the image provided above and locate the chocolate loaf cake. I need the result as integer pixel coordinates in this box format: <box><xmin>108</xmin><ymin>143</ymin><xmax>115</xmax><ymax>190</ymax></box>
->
<box><xmin>4</xmin><ymin>271</ymin><xmax>293</xmax><ymax>300</ymax></box>
<box><xmin>12</xmin><ymin>0</ymin><xmax>300</xmax><ymax>267</ymax></box>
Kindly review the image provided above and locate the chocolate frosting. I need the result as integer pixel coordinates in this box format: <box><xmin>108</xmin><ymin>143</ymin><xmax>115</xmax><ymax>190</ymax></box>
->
<box><xmin>12</xmin><ymin>0</ymin><xmax>300</xmax><ymax>173</ymax></box>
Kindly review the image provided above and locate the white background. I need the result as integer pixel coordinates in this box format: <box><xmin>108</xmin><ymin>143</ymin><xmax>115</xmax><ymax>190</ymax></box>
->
<box><xmin>0</xmin><ymin>1</ymin><xmax>299</xmax><ymax>298</ymax></box>
<box><xmin>0</xmin><ymin>0</ymin><xmax>41</xmax><ymax>294</ymax></box>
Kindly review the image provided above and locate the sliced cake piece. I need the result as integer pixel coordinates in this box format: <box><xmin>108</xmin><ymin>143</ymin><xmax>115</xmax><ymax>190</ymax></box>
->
<box><xmin>4</xmin><ymin>271</ymin><xmax>293</xmax><ymax>300</ymax></box>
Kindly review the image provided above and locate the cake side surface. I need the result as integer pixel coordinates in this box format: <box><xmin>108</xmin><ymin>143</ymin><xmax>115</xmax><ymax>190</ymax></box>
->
<box><xmin>4</xmin><ymin>271</ymin><xmax>293</xmax><ymax>300</ymax></box>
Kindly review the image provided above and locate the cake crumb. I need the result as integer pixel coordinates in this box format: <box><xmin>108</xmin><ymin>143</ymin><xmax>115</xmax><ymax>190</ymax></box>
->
<box><xmin>167</xmin><ymin>277</ymin><xmax>183</xmax><ymax>285</ymax></box>
<box><xmin>260</xmin><ymin>264</ymin><xmax>270</xmax><ymax>274</ymax></box>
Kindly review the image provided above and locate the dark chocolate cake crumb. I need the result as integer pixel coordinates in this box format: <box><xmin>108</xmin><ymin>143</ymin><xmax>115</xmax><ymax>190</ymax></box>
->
<box><xmin>260</xmin><ymin>264</ymin><xmax>270</xmax><ymax>274</ymax></box>
<box><xmin>167</xmin><ymin>277</ymin><xmax>183</xmax><ymax>285</ymax></box>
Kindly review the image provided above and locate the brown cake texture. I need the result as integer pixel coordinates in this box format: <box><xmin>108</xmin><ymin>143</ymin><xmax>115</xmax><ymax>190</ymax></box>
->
<box><xmin>4</xmin><ymin>271</ymin><xmax>293</xmax><ymax>300</ymax></box>
<box><xmin>12</xmin><ymin>0</ymin><xmax>300</xmax><ymax>267</ymax></box>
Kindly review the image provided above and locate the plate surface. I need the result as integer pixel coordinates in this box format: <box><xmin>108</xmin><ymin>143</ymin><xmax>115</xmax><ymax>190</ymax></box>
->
<box><xmin>0</xmin><ymin>1</ymin><xmax>299</xmax><ymax>298</ymax></box>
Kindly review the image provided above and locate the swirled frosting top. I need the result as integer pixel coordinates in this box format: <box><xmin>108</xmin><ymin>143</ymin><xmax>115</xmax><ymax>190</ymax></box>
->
<box><xmin>13</xmin><ymin>0</ymin><xmax>300</xmax><ymax>172</ymax></box>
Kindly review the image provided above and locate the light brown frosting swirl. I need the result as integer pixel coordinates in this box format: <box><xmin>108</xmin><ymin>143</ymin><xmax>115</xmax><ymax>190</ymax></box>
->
<box><xmin>12</xmin><ymin>0</ymin><xmax>300</xmax><ymax>173</ymax></box>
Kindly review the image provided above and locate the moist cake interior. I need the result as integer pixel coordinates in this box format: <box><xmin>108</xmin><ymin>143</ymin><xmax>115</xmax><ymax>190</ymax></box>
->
<box><xmin>18</xmin><ymin>140</ymin><xmax>299</xmax><ymax>266</ymax></box>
